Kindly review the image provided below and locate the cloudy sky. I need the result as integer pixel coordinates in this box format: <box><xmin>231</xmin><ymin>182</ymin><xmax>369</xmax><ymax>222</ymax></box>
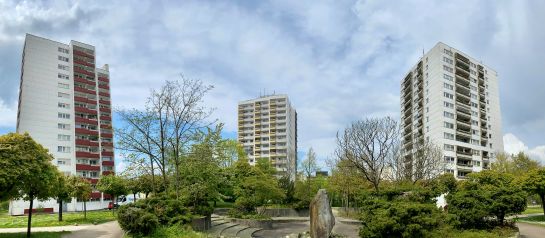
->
<box><xmin>1</xmin><ymin>0</ymin><xmax>544</xmax><ymax>169</ymax></box>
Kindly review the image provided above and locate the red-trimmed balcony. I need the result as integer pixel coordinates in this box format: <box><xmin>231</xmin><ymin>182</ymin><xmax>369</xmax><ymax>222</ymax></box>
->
<box><xmin>101</xmin><ymin>141</ymin><xmax>114</xmax><ymax>147</ymax></box>
<box><xmin>102</xmin><ymin>160</ymin><xmax>115</xmax><ymax>166</ymax></box>
<box><xmin>103</xmin><ymin>194</ymin><xmax>112</xmax><ymax>199</ymax></box>
<box><xmin>76</xmin><ymin>164</ymin><xmax>101</xmax><ymax>171</ymax></box>
<box><xmin>101</xmin><ymin>133</ymin><xmax>113</xmax><ymax>138</ymax></box>
<box><xmin>74</xmin><ymin>77</ymin><xmax>96</xmax><ymax>87</ymax></box>
<box><xmin>74</xmin><ymin>68</ymin><xmax>95</xmax><ymax>77</ymax></box>
<box><xmin>76</xmin><ymin>151</ymin><xmax>100</xmax><ymax>158</ymax></box>
<box><xmin>75</xmin><ymin>139</ymin><xmax>99</xmax><ymax>147</ymax></box>
<box><xmin>102</xmin><ymin>171</ymin><xmax>114</xmax><ymax>176</ymax></box>
<box><xmin>73</xmin><ymin>50</ymin><xmax>95</xmax><ymax>59</ymax></box>
<box><xmin>75</xmin><ymin>128</ymin><xmax>99</xmax><ymax>136</ymax></box>
<box><xmin>99</xmin><ymin>91</ymin><xmax>110</xmax><ymax>97</ymax></box>
<box><xmin>85</xmin><ymin>178</ymin><xmax>99</xmax><ymax>184</ymax></box>
<box><xmin>74</xmin><ymin>96</ymin><xmax>96</xmax><ymax>105</ymax></box>
<box><xmin>98</xmin><ymin>76</ymin><xmax>109</xmax><ymax>82</ymax></box>
<box><xmin>75</xmin><ymin>106</ymin><xmax>97</xmax><ymax>115</ymax></box>
<box><xmin>100</xmin><ymin>124</ymin><xmax>112</xmax><ymax>129</ymax></box>
<box><xmin>75</xmin><ymin>116</ymin><xmax>98</xmax><ymax>125</ymax></box>
<box><xmin>90</xmin><ymin>192</ymin><xmax>101</xmax><ymax>199</ymax></box>
<box><xmin>99</xmin><ymin>99</ymin><xmax>111</xmax><ymax>105</ymax></box>
<box><xmin>99</xmin><ymin>107</ymin><xmax>111</xmax><ymax>113</ymax></box>
<box><xmin>100</xmin><ymin>115</ymin><xmax>112</xmax><ymax>121</ymax></box>
<box><xmin>98</xmin><ymin>84</ymin><xmax>110</xmax><ymax>90</ymax></box>
<box><xmin>74</xmin><ymin>59</ymin><xmax>95</xmax><ymax>68</ymax></box>
<box><xmin>102</xmin><ymin>151</ymin><xmax>114</xmax><ymax>157</ymax></box>
<box><xmin>74</xmin><ymin>86</ymin><xmax>96</xmax><ymax>95</ymax></box>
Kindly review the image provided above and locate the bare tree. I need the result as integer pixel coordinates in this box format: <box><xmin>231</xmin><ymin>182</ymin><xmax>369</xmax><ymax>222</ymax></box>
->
<box><xmin>334</xmin><ymin>117</ymin><xmax>398</xmax><ymax>192</ymax></box>
<box><xmin>301</xmin><ymin>147</ymin><xmax>319</xmax><ymax>180</ymax></box>
<box><xmin>388</xmin><ymin>140</ymin><xmax>443</xmax><ymax>183</ymax></box>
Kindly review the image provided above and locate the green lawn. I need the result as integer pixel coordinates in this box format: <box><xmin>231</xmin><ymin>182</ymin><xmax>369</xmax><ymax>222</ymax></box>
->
<box><xmin>0</xmin><ymin>231</ymin><xmax>69</xmax><ymax>238</ymax></box>
<box><xmin>521</xmin><ymin>206</ymin><xmax>544</xmax><ymax>215</ymax></box>
<box><xmin>0</xmin><ymin>210</ymin><xmax>116</xmax><ymax>228</ymax></box>
<box><xmin>518</xmin><ymin>215</ymin><xmax>545</xmax><ymax>222</ymax></box>
<box><xmin>124</xmin><ymin>225</ymin><xmax>207</xmax><ymax>238</ymax></box>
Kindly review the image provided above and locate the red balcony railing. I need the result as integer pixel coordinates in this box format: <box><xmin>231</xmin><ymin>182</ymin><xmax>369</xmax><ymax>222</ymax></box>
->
<box><xmin>74</xmin><ymin>96</ymin><xmax>96</xmax><ymax>105</ymax></box>
<box><xmin>102</xmin><ymin>171</ymin><xmax>114</xmax><ymax>176</ymax></box>
<box><xmin>74</xmin><ymin>86</ymin><xmax>96</xmax><ymax>95</ymax></box>
<box><xmin>76</xmin><ymin>163</ymin><xmax>101</xmax><ymax>171</ymax></box>
<box><xmin>99</xmin><ymin>107</ymin><xmax>111</xmax><ymax>113</ymax></box>
<box><xmin>101</xmin><ymin>141</ymin><xmax>114</xmax><ymax>147</ymax></box>
<box><xmin>101</xmin><ymin>133</ymin><xmax>113</xmax><ymax>138</ymax></box>
<box><xmin>85</xmin><ymin>178</ymin><xmax>99</xmax><ymax>184</ymax></box>
<box><xmin>75</xmin><ymin>151</ymin><xmax>100</xmax><ymax>158</ymax></box>
<box><xmin>75</xmin><ymin>139</ymin><xmax>99</xmax><ymax>147</ymax></box>
<box><xmin>102</xmin><ymin>151</ymin><xmax>114</xmax><ymax>156</ymax></box>
<box><xmin>100</xmin><ymin>115</ymin><xmax>112</xmax><ymax>121</ymax></box>
<box><xmin>90</xmin><ymin>192</ymin><xmax>101</xmax><ymax>199</ymax></box>
<box><xmin>73</xmin><ymin>50</ymin><xmax>95</xmax><ymax>59</ymax></box>
<box><xmin>99</xmin><ymin>99</ymin><xmax>111</xmax><ymax>105</ymax></box>
<box><xmin>99</xmin><ymin>92</ymin><xmax>110</xmax><ymax>97</ymax></box>
<box><xmin>102</xmin><ymin>161</ymin><xmax>115</xmax><ymax>166</ymax></box>
<box><xmin>75</xmin><ymin>116</ymin><xmax>98</xmax><ymax>125</ymax></box>
<box><xmin>100</xmin><ymin>124</ymin><xmax>112</xmax><ymax>129</ymax></box>
<box><xmin>75</xmin><ymin>128</ymin><xmax>99</xmax><ymax>136</ymax></box>
<box><xmin>74</xmin><ymin>59</ymin><xmax>95</xmax><ymax>68</ymax></box>
<box><xmin>74</xmin><ymin>77</ymin><xmax>96</xmax><ymax>87</ymax></box>
<box><xmin>74</xmin><ymin>68</ymin><xmax>95</xmax><ymax>77</ymax></box>
<box><xmin>98</xmin><ymin>84</ymin><xmax>109</xmax><ymax>90</ymax></box>
<box><xmin>98</xmin><ymin>76</ymin><xmax>109</xmax><ymax>82</ymax></box>
<box><xmin>75</xmin><ymin>106</ymin><xmax>97</xmax><ymax>115</ymax></box>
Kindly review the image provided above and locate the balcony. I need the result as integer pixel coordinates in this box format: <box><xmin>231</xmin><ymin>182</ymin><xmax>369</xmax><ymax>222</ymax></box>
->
<box><xmin>455</xmin><ymin>68</ymin><xmax>470</xmax><ymax>79</ymax></box>
<box><xmin>455</xmin><ymin>53</ymin><xmax>470</xmax><ymax>64</ymax></box>
<box><xmin>73</xmin><ymin>59</ymin><xmax>95</xmax><ymax>68</ymax></box>
<box><xmin>98</xmin><ymin>76</ymin><xmax>109</xmax><ymax>82</ymax></box>
<box><xmin>75</xmin><ymin>128</ymin><xmax>99</xmax><ymax>136</ymax></box>
<box><xmin>101</xmin><ymin>133</ymin><xmax>113</xmax><ymax>138</ymax></box>
<box><xmin>98</xmin><ymin>84</ymin><xmax>110</xmax><ymax>90</ymax></box>
<box><xmin>74</xmin><ymin>68</ymin><xmax>95</xmax><ymax>77</ymax></box>
<box><xmin>73</xmin><ymin>49</ymin><xmax>95</xmax><ymax>59</ymax></box>
<box><xmin>100</xmin><ymin>124</ymin><xmax>112</xmax><ymax>130</ymax></box>
<box><xmin>99</xmin><ymin>92</ymin><xmax>110</xmax><ymax>97</ymax></box>
<box><xmin>100</xmin><ymin>115</ymin><xmax>112</xmax><ymax>121</ymax></box>
<box><xmin>99</xmin><ymin>99</ymin><xmax>111</xmax><ymax>105</ymax></box>
<box><xmin>101</xmin><ymin>141</ymin><xmax>114</xmax><ymax>147</ymax></box>
<box><xmin>74</xmin><ymin>77</ymin><xmax>96</xmax><ymax>86</ymax></box>
<box><xmin>102</xmin><ymin>171</ymin><xmax>114</xmax><ymax>176</ymax></box>
<box><xmin>102</xmin><ymin>151</ymin><xmax>114</xmax><ymax>156</ymax></box>
<box><xmin>102</xmin><ymin>161</ymin><xmax>115</xmax><ymax>166</ymax></box>
<box><xmin>75</xmin><ymin>116</ymin><xmax>98</xmax><ymax>125</ymax></box>
<box><xmin>75</xmin><ymin>106</ymin><xmax>97</xmax><ymax>115</ymax></box>
<box><xmin>75</xmin><ymin>139</ymin><xmax>99</xmax><ymax>147</ymax></box>
<box><xmin>76</xmin><ymin>163</ymin><xmax>101</xmax><ymax>171</ymax></box>
<box><xmin>99</xmin><ymin>107</ymin><xmax>111</xmax><ymax>113</ymax></box>
<box><xmin>85</xmin><ymin>178</ymin><xmax>99</xmax><ymax>184</ymax></box>
<box><xmin>76</xmin><ymin>151</ymin><xmax>100</xmax><ymax>158</ymax></box>
<box><xmin>74</xmin><ymin>86</ymin><xmax>96</xmax><ymax>95</ymax></box>
<box><xmin>74</xmin><ymin>96</ymin><xmax>96</xmax><ymax>105</ymax></box>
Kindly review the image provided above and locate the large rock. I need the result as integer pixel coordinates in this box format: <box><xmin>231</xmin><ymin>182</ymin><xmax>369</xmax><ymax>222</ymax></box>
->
<box><xmin>310</xmin><ymin>189</ymin><xmax>335</xmax><ymax>238</ymax></box>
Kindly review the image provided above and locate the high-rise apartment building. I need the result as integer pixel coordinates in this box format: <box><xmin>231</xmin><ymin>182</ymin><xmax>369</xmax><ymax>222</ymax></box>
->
<box><xmin>237</xmin><ymin>94</ymin><xmax>297</xmax><ymax>179</ymax></box>
<box><xmin>10</xmin><ymin>34</ymin><xmax>114</xmax><ymax>215</ymax></box>
<box><xmin>400</xmin><ymin>42</ymin><xmax>503</xmax><ymax>179</ymax></box>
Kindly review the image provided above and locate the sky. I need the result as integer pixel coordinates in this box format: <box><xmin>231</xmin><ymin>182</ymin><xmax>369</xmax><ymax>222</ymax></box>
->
<box><xmin>1</xmin><ymin>0</ymin><xmax>544</xmax><ymax>171</ymax></box>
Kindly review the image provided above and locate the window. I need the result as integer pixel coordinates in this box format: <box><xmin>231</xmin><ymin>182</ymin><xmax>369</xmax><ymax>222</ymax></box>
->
<box><xmin>89</xmin><ymin>160</ymin><xmax>98</xmax><ymax>165</ymax></box>
<box><xmin>443</xmin><ymin>74</ymin><xmax>453</xmax><ymax>81</ymax></box>
<box><xmin>444</xmin><ymin>111</ymin><xmax>454</xmax><ymax>119</ymax></box>
<box><xmin>444</xmin><ymin>144</ymin><xmax>454</xmax><ymax>151</ymax></box>
<box><xmin>443</xmin><ymin>65</ymin><xmax>453</xmax><ymax>73</ymax></box>
<box><xmin>473</xmin><ymin>150</ymin><xmax>480</xmax><ymax>155</ymax></box>
<box><xmin>471</xmin><ymin>139</ymin><xmax>480</xmax><ymax>145</ymax></box>
<box><xmin>58</xmin><ymin>73</ymin><xmax>69</xmax><ymax>80</ymax></box>
<box><xmin>57</xmin><ymin>159</ymin><xmax>71</xmax><ymax>165</ymax></box>
<box><xmin>470</xmin><ymin>85</ymin><xmax>477</xmax><ymax>91</ymax></box>
<box><xmin>444</xmin><ymin>49</ymin><xmax>453</xmax><ymax>56</ymax></box>
<box><xmin>58</xmin><ymin>64</ymin><xmax>69</xmax><ymax>71</ymax></box>
<box><xmin>58</xmin><ymin>92</ymin><xmax>70</xmax><ymax>98</ymax></box>
<box><xmin>103</xmin><ymin>157</ymin><xmax>112</xmax><ymax>161</ymax></box>
<box><xmin>90</xmin><ymin>171</ymin><xmax>99</xmax><ymax>178</ymax></box>
<box><xmin>58</xmin><ymin>55</ymin><xmax>69</xmax><ymax>62</ymax></box>
<box><xmin>471</xmin><ymin>93</ymin><xmax>478</xmax><ymax>99</ymax></box>
<box><xmin>58</xmin><ymin>83</ymin><xmax>69</xmax><ymax>89</ymax></box>
<box><xmin>471</xmin><ymin>102</ymin><xmax>478</xmax><ymax>108</ymax></box>
<box><xmin>58</xmin><ymin>102</ymin><xmax>70</xmax><ymax>109</ymax></box>
<box><xmin>58</xmin><ymin>47</ymin><xmax>69</xmax><ymax>54</ymax></box>
<box><xmin>57</xmin><ymin>146</ymin><xmax>71</xmax><ymax>153</ymax></box>
<box><xmin>58</xmin><ymin>134</ymin><xmax>70</xmax><ymax>141</ymax></box>
<box><xmin>444</xmin><ymin>101</ymin><xmax>454</xmax><ymax>109</ymax></box>
<box><xmin>444</xmin><ymin>156</ymin><xmax>455</xmax><ymax>163</ymax></box>
<box><xmin>58</xmin><ymin>123</ymin><xmax>70</xmax><ymax>130</ymax></box>
<box><xmin>444</xmin><ymin>92</ymin><xmax>454</xmax><ymax>99</ymax></box>
<box><xmin>443</xmin><ymin>56</ymin><xmax>453</xmax><ymax>64</ymax></box>
<box><xmin>471</xmin><ymin>120</ymin><xmax>479</xmax><ymax>126</ymax></box>
<box><xmin>444</xmin><ymin>82</ymin><xmax>453</xmax><ymax>90</ymax></box>
<box><xmin>444</xmin><ymin>122</ymin><xmax>454</xmax><ymax>129</ymax></box>
<box><xmin>58</xmin><ymin>113</ymin><xmax>70</xmax><ymax>119</ymax></box>
<box><xmin>444</xmin><ymin>132</ymin><xmax>454</xmax><ymax>140</ymax></box>
<box><xmin>471</xmin><ymin>111</ymin><xmax>479</xmax><ymax>116</ymax></box>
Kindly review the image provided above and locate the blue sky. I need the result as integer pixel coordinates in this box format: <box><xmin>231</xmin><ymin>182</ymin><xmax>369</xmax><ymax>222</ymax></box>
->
<box><xmin>1</xmin><ymin>0</ymin><xmax>545</xmax><ymax>170</ymax></box>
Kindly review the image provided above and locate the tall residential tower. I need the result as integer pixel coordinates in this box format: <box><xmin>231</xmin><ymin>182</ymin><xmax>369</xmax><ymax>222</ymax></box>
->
<box><xmin>237</xmin><ymin>94</ymin><xmax>297</xmax><ymax>179</ymax></box>
<box><xmin>11</xmin><ymin>34</ymin><xmax>114</xmax><ymax>215</ymax></box>
<box><xmin>400</xmin><ymin>42</ymin><xmax>503</xmax><ymax>179</ymax></box>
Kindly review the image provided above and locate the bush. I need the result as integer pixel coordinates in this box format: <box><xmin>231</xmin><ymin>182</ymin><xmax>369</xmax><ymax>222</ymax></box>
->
<box><xmin>117</xmin><ymin>206</ymin><xmax>159</xmax><ymax>235</ymax></box>
<box><xmin>134</xmin><ymin>194</ymin><xmax>192</xmax><ymax>225</ymax></box>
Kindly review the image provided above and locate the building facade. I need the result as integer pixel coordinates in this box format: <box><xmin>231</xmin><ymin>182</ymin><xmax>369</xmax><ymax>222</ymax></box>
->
<box><xmin>400</xmin><ymin>42</ymin><xmax>503</xmax><ymax>179</ymax></box>
<box><xmin>237</xmin><ymin>94</ymin><xmax>297</xmax><ymax>180</ymax></box>
<box><xmin>10</xmin><ymin>34</ymin><xmax>114</xmax><ymax>215</ymax></box>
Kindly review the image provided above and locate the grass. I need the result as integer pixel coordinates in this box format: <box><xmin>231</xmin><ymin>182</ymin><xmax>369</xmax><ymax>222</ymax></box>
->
<box><xmin>433</xmin><ymin>226</ymin><xmax>518</xmax><ymax>238</ymax></box>
<box><xmin>520</xmin><ymin>206</ymin><xmax>544</xmax><ymax>215</ymax></box>
<box><xmin>0</xmin><ymin>231</ymin><xmax>70</xmax><ymax>238</ymax></box>
<box><xmin>124</xmin><ymin>225</ymin><xmax>207</xmax><ymax>238</ymax></box>
<box><xmin>517</xmin><ymin>215</ymin><xmax>545</xmax><ymax>223</ymax></box>
<box><xmin>0</xmin><ymin>210</ymin><xmax>116</xmax><ymax>228</ymax></box>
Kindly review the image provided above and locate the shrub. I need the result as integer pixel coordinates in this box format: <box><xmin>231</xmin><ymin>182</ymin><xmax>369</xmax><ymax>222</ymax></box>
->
<box><xmin>134</xmin><ymin>194</ymin><xmax>192</xmax><ymax>225</ymax></box>
<box><xmin>117</xmin><ymin>206</ymin><xmax>159</xmax><ymax>235</ymax></box>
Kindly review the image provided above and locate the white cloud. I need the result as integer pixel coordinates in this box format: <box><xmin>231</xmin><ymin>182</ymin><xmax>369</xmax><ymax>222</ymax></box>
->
<box><xmin>0</xmin><ymin>99</ymin><xmax>17</xmax><ymax>128</ymax></box>
<box><xmin>503</xmin><ymin>133</ymin><xmax>545</xmax><ymax>165</ymax></box>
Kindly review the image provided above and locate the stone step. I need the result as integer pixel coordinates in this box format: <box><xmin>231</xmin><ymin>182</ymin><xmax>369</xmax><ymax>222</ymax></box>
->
<box><xmin>221</xmin><ymin>224</ymin><xmax>249</xmax><ymax>237</ymax></box>
<box><xmin>211</xmin><ymin>217</ymin><xmax>223</xmax><ymax>222</ymax></box>
<box><xmin>208</xmin><ymin>222</ymin><xmax>239</xmax><ymax>237</ymax></box>
<box><xmin>212</xmin><ymin>220</ymin><xmax>228</xmax><ymax>227</ymax></box>
<box><xmin>237</xmin><ymin>227</ymin><xmax>262</xmax><ymax>238</ymax></box>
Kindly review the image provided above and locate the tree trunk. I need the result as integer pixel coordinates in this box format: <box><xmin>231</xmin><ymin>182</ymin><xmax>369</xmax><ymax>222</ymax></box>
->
<box><xmin>84</xmin><ymin>201</ymin><xmax>87</xmax><ymax>220</ymax></box>
<box><xmin>499</xmin><ymin>213</ymin><xmax>504</xmax><ymax>225</ymax></box>
<box><xmin>58</xmin><ymin>199</ymin><xmax>63</xmax><ymax>222</ymax></box>
<box><xmin>145</xmin><ymin>192</ymin><xmax>149</xmax><ymax>199</ymax></box>
<box><xmin>133</xmin><ymin>193</ymin><xmax>136</xmax><ymax>201</ymax></box>
<box><xmin>112</xmin><ymin>195</ymin><xmax>116</xmax><ymax>215</ymax></box>
<box><xmin>540</xmin><ymin>194</ymin><xmax>545</xmax><ymax>216</ymax></box>
<box><xmin>27</xmin><ymin>195</ymin><xmax>34</xmax><ymax>238</ymax></box>
<box><xmin>150</xmin><ymin>155</ymin><xmax>156</xmax><ymax>194</ymax></box>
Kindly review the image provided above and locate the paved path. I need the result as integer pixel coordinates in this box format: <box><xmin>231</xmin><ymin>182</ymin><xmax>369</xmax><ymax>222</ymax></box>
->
<box><xmin>0</xmin><ymin>221</ymin><xmax>123</xmax><ymax>238</ymax></box>
<box><xmin>517</xmin><ymin>222</ymin><xmax>545</xmax><ymax>238</ymax></box>
<box><xmin>253</xmin><ymin>217</ymin><xmax>360</xmax><ymax>237</ymax></box>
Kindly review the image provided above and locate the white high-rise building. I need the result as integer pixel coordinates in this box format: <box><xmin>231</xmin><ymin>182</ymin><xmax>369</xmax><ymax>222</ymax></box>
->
<box><xmin>400</xmin><ymin>42</ymin><xmax>503</xmax><ymax>179</ymax></box>
<box><xmin>237</xmin><ymin>94</ymin><xmax>297</xmax><ymax>180</ymax></box>
<box><xmin>10</xmin><ymin>34</ymin><xmax>114</xmax><ymax>215</ymax></box>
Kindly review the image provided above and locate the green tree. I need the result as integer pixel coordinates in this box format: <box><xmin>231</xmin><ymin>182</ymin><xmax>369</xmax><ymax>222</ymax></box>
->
<box><xmin>52</xmin><ymin>172</ymin><xmax>71</xmax><ymax>222</ymax></box>
<box><xmin>70</xmin><ymin>176</ymin><xmax>92</xmax><ymax>219</ymax></box>
<box><xmin>97</xmin><ymin>174</ymin><xmax>128</xmax><ymax>214</ymax></box>
<box><xmin>328</xmin><ymin>159</ymin><xmax>369</xmax><ymax>208</ymax></box>
<box><xmin>512</xmin><ymin>152</ymin><xmax>540</xmax><ymax>174</ymax></box>
<box><xmin>0</xmin><ymin>133</ymin><xmax>58</xmax><ymax>238</ymax></box>
<box><xmin>523</xmin><ymin>168</ymin><xmax>545</xmax><ymax>216</ymax></box>
<box><xmin>138</xmin><ymin>174</ymin><xmax>156</xmax><ymax>198</ymax></box>
<box><xmin>126</xmin><ymin>178</ymin><xmax>141</xmax><ymax>201</ymax></box>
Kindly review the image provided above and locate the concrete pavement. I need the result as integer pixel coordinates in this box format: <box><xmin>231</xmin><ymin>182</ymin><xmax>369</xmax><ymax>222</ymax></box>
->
<box><xmin>0</xmin><ymin>221</ymin><xmax>123</xmax><ymax>238</ymax></box>
<box><xmin>517</xmin><ymin>222</ymin><xmax>545</xmax><ymax>238</ymax></box>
